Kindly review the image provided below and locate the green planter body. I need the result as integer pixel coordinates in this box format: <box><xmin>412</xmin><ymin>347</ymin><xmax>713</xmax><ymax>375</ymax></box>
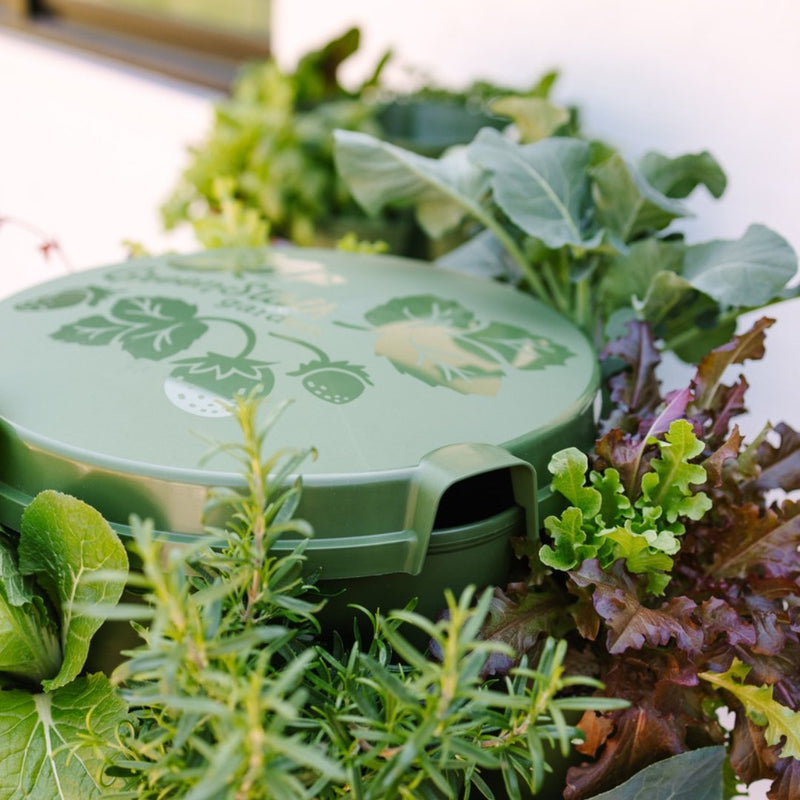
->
<box><xmin>0</xmin><ymin>246</ymin><xmax>598</xmax><ymax>628</ymax></box>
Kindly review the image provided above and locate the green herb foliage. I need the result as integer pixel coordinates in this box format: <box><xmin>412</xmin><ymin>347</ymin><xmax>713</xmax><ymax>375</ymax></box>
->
<box><xmin>333</xmin><ymin>83</ymin><xmax>799</xmax><ymax>361</ymax></box>
<box><xmin>161</xmin><ymin>27</ymin><xmax>390</xmax><ymax>248</ymax></box>
<box><xmin>106</xmin><ymin>397</ymin><xmax>625</xmax><ymax>799</ymax></box>
<box><xmin>0</xmin><ymin>491</ymin><xmax>129</xmax><ymax>799</ymax></box>
<box><xmin>479</xmin><ymin>318</ymin><xmax>800</xmax><ymax>799</ymax></box>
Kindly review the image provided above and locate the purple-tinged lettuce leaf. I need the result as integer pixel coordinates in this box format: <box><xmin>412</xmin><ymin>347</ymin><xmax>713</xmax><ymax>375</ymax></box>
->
<box><xmin>697</xmin><ymin>597</ymin><xmax>756</xmax><ymax>649</ymax></box>
<box><xmin>570</xmin><ymin>560</ymin><xmax>703</xmax><ymax>655</ymax></box>
<box><xmin>707</xmin><ymin>500</ymin><xmax>800</xmax><ymax>581</ymax></box>
<box><xmin>563</xmin><ymin>701</ymin><xmax>689</xmax><ymax>800</ymax></box>
<box><xmin>753</xmin><ymin>422</ymin><xmax>800</xmax><ymax>493</ymax></box>
<box><xmin>599</xmin><ymin>319</ymin><xmax>662</xmax><ymax>435</ymax></box>
<box><xmin>770</xmin><ymin>756</ymin><xmax>800</xmax><ymax>800</ymax></box>
<box><xmin>692</xmin><ymin>317</ymin><xmax>773</xmax><ymax>409</ymax></box>
<box><xmin>475</xmin><ymin>584</ymin><xmax>571</xmax><ymax>677</ymax></box>
<box><xmin>702</xmin><ymin>426</ymin><xmax>744</xmax><ymax>486</ymax></box>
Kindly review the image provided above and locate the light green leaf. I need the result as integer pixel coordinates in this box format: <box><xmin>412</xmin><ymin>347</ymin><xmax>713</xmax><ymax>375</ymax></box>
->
<box><xmin>589</xmin><ymin>468</ymin><xmax>632</xmax><ymax>528</ymax></box>
<box><xmin>0</xmin><ymin>674</ymin><xmax>126</xmax><ymax>800</ymax></box>
<box><xmin>333</xmin><ymin>129</ymin><xmax>488</xmax><ymax>237</ymax></box>
<box><xmin>489</xmin><ymin>95</ymin><xmax>570</xmax><ymax>143</ymax></box>
<box><xmin>638</xmin><ymin>150</ymin><xmax>727</xmax><ymax>199</ymax></box>
<box><xmin>548</xmin><ymin>448</ymin><xmax>602</xmax><ymax>517</ymax></box>
<box><xmin>469</xmin><ymin>128</ymin><xmax>601</xmax><ymax>249</ymax></box>
<box><xmin>0</xmin><ymin>538</ymin><xmax>61</xmax><ymax>687</ymax></box>
<box><xmin>640</xmin><ymin>420</ymin><xmax>711</xmax><ymax>524</ymax></box>
<box><xmin>585</xmin><ymin>746</ymin><xmax>725</xmax><ymax>800</ymax></box>
<box><xmin>591</xmin><ymin>153</ymin><xmax>689</xmax><ymax>241</ymax></box>
<box><xmin>683</xmin><ymin>223</ymin><xmax>798</xmax><ymax>308</ymax></box>
<box><xmin>700</xmin><ymin>659</ymin><xmax>800</xmax><ymax>760</ymax></box>
<box><xmin>19</xmin><ymin>491</ymin><xmax>128</xmax><ymax>692</ymax></box>
<box><xmin>540</xmin><ymin>507</ymin><xmax>592</xmax><ymax>570</ymax></box>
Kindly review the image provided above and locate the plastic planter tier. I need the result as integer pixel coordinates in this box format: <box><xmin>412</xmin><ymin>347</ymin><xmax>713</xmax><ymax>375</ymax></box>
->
<box><xmin>0</xmin><ymin>246</ymin><xmax>598</xmax><ymax>622</ymax></box>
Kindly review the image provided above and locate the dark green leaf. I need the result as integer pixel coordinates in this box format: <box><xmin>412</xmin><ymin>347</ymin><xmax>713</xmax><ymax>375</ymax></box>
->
<box><xmin>469</xmin><ymin>129</ymin><xmax>601</xmax><ymax>249</ymax></box>
<box><xmin>333</xmin><ymin>129</ymin><xmax>488</xmax><ymax>237</ymax></box>
<box><xmin>51</xmin><ymin>315</ymin><xmax>128</xmax><ymax>346</ymax></box>
<box><xmin>638</xmin><ymin>150</ymin><xmax>727</xmax><ymax>199</ymax></box>
<box><xmin>598</xmin><ymin>238</ymin><xmax>684</xmax><ymax>315</ymax></box>
<box><xmin>585</xmin><ymin>746</ymin><xmax>725</xmax><ymax>800</ymax></box>
<box><xmin>683</xmin><ymin>224</ymin><xmax>798</xmax><ymax>308</ymax></box>
<box><xmin>591</xmin><ymin>153</ymin><xmax>689</xmax><ymax>241</ymax></box>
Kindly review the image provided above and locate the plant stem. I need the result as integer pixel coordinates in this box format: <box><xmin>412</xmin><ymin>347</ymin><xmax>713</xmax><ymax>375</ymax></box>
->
<box><xmin>540</xmin><ymin>260</ymin><xmax>571</xmax><ymax>316</ymax></box>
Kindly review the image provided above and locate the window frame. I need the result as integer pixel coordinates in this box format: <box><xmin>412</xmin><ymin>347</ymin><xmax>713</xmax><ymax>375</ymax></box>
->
<box><xmin>0</xmin><ymin>0</ymin><xmax>270</xmax><ymax>90</ymax></box>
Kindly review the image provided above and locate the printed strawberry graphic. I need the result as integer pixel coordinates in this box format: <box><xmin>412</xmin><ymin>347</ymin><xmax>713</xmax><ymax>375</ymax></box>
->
<box><xmin>164</xmin><ymin>351</ymin><xmax>275</xmax><ymax>417</ymax></box>
<box><xmin>271</xmin><ymin>333</ymin><xmax>372</xmax><ymax>404</ymax></box>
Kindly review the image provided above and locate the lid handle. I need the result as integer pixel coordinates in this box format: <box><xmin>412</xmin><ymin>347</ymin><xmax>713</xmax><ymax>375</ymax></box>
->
<box><xmin>402</xmin><ymin>442</ymin><xmax>538</xmax><ymax>575</ymax></box>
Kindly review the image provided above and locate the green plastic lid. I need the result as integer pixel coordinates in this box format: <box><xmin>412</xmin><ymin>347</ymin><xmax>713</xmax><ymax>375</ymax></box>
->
<box><xmin>0</xmin><ymin>246</ymin><xmax>598</xmax><ymax>577</ymax></box>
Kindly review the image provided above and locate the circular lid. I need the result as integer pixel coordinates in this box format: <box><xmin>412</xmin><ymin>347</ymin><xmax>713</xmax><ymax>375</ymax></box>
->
<box><xmin>0</xmin><ymin>246</ymin><xmax>597</xmax><ymax>558</ymax></box>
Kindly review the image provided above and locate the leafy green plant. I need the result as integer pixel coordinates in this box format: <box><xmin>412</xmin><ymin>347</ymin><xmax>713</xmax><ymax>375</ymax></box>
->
<box><xmin>161</xmin><ymin>27</ymin><xmax>391</xmax><ymax>248</ymax></box>
<box><xmin>101</xmin><ymin>396</ymin><xmax>625</xmax><ymax>799</ymax></box>
<box><xmin>478</xmin><ymin>318</ymin><xmax>800</xmax><ymax>799</ymax></box>
<box><xmin>0</xmin><ymin>491</ymin><xmax>128</xmax><ymax>799</ymax></box>
<box><xmin>333</xmin><ymin>92</ymin><xmax>799</xmax><ymax>362</ymax></box>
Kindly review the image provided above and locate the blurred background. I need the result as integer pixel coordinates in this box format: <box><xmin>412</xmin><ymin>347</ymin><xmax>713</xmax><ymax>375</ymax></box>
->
<box><xmin>1</xmin><ymin>0</ymin><xmax>798</xmax><ymax>441</ymax></box>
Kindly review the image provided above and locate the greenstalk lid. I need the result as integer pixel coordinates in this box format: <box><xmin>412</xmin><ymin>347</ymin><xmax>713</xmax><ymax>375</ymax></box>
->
<box><xmin>0</xmin><ymin>246</ymin><xmax>598</xmax><ymax>576</ymax></box>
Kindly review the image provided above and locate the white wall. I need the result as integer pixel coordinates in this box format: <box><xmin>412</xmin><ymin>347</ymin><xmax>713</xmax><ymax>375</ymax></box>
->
<box><xmin>0</xmin><ymin>29</ymin><xmax>215</xmax><ymax>298</ymax></box>
<box><xmin>272</xmin><ymin>1</ymin><xmax>800</xmax><ymax>439</ymax></box>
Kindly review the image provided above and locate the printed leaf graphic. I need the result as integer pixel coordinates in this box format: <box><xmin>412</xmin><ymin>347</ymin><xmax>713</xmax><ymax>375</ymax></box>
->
<box><xmin>364</xmin><ymin>295</ymin><xmax>502</xmax><ymax>395</ymax></box>
<box><xmin>52</xmin><ymin>315</ymin><xmax>128</xmax><ymax>346</ymax></box>
<box><xmin>584</xmin><ymin>746</ymin><xmax>726</xmax><ymax>800</ymax></box>
<box><xmin>16</xmin><ymin>286</ymin><xmax>111</xmax><ymax>311</ymax></box>
<box><xmin>18</xmin><ymin>491</ymin><xmax>128</xmax><ymax>692</ymax></box>
<box><xmin>0</xmin><ymin>674</ymin><xmax>126</xmax><ymax>800</ymax></box>
<box><xmin>462</xmin><ymin>322</ymin><xmax>574</xmax><ymax>370</ymax></box>
<box><xmin>111</xmin><ymin>296</ymin><xmax>208</xmax><ymax>360</ymax></box>
<box><xmin>700</xmin><ymin>659</ymin><xmax>800</xmax><ymax>760</ymax></box>
<box><xmin>468</xmin><ymin>128</ymin><xmax>601</xmax><ymax>249</ymax></box>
